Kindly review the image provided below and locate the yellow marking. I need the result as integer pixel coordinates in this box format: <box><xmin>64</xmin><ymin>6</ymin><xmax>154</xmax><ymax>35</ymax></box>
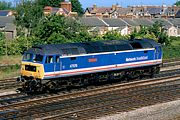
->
<box><xmin>21</xmin><ymin>62</ymin><xmax>44</xmax><ymax>79</ymax></box>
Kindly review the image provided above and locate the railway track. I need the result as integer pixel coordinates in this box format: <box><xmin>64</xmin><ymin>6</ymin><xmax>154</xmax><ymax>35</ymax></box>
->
<box><xmin>0</xmin><ymin>58</ymin><xmax>180</xmax><ymax>119</ymax></box>
<box><xmin>1</xmin><ymin>73</ymin><xmax>180</xmax><ymax>119</ymax></box>
<box><xmin>0</xmin><ymin>67</ymin><xmax>180</xmax><ymax>106</ymax></box>
<box><xmin>0</xmin><ymin>58</ymin><xmax>180</xmax><ymax>90</ymax></box>
<box><xmin>0</xmin><ymin>78</ymin><xmax>22</xmax><ymax>90</ymax></box>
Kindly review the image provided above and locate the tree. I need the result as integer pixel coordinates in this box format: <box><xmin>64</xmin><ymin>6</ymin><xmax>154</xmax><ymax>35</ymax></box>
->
<box><xmin>148</xmin><ymin>21</ymin><xmax>162</xmax><ymax>38</ymax></box>
<box><xmin>0</xmin><ymin>1</ymin><xmax>12</xmax><ymax>10</ymax></box>
<box><xmin>0</xmin><ymin>32</ymin><xmax>5</xmax><ymax>55</ymax></box>
<box><xmin>70</xmin><ymin>0</ymin><xmax>84</xmax><ymax>15</ymax></box>
<box><xmin>0</xmin><ymin>32</ymin><xmax>4</xmax><ymax>39</ymax></box>
<box><xmin>130</xmin><ymin>21</ymin><xmax>170</xmax><ymax>45</ymax></box>
<box><xmin>158</xmin><ymin>32</ymin><xmax>170</xmax><ymax>45</ymax></box>
<box><xmin>102</xmin><ymin>31</ymin><xmax>127</xmax><ymax>40</ymax></box>
<box><xmin>33</xmin><ymin>15</ymin><xmax>89</xmax><ymax>44</ymax></box>
<box><xmin>15</xmin><ymin>1</ymin><xmax>43</xmax><ymax>37</ymax></box>
<box><xmin>174</xmin><ymin>1</ymin><xmax>180</xmax><ymax>6</ymax></box>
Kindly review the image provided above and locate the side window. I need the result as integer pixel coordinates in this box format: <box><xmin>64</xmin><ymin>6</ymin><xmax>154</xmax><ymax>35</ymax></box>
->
<box><xmin>140</xmin><ymin>42</ymin><xmax>153</xmax><ymax>48</ymax></box>
<box><xmin>45</xmin><ymin>56</ymin><xmax>54</xmax><ymax>64</ymax></box>
<box><xmin>71</xmin><ymin>48</ymin><xmax>79</xmax><ymax>55</ymax></box>
<box><xmin>61</xmin><ymin>48</ymin><xmax>79</xmax><ymax>56</ymax></box>
<box><xmin>130</xmin><ymin>42</ymin><xmax>143</xmax><ymax>49</ymax></box>
<box><xmin>62</xmin><ymin>49</ymin><xmax>69</xmax><ymax>56</ymax></box>
<box><xmin>70</xmin><ymin>57</ymin><xmax>76</xmax><ymax>60</ymax></box>
<box><xmin>56</xmin><ymin>56</ymin><xmax>60</xmax><ymax>63</ymax></box>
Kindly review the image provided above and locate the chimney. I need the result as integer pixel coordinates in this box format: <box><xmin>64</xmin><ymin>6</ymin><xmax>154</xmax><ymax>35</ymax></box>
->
<box><xmin>112</xmin><ymin>5</ymin><xmax>117</xmax><ymax>10</ymax></box>
<box><xmin>93</xmin><ymin>4</ymin><xmax>97</xmax><ymax>11</ymax></box>
<box><xmin>60</xmin><ymin>1</ymin><xmax>72</xmax><ymax>12</ymax></box>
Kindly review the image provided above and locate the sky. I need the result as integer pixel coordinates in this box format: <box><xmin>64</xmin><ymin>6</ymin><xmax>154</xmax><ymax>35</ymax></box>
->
<box><xmin>79</xmin><ymin>0</ymin><xmax>177</xmax><ymax>8</ymax></box>
<box><xmin>1</xmin><ymin>0</ymin><xmax>178</xmax><ymax>8</ymax></box>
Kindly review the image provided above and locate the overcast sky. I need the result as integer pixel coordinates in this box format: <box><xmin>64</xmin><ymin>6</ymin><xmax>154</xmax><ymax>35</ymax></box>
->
<box><xmin>79</xmin><ymin>0</ymin><xmax>177</xmax><ymax>8</ymax></box>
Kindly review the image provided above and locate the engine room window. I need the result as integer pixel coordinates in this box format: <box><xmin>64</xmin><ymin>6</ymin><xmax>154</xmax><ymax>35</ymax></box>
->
<box><xmin>62</xmin><ymin>49</ymin><xmax>69</xmax><ymax>56</ymax></box>
<box><xmin>23</xmin><ymin>53</ymin><xmax>33</xmax><ymax>61</ymax></box>
<box><xmin>116</xmin><ymin>44</ymin><xmax>132</xmax><ymax>51</ymax></box>
<box><xmin>140</xmin><ymin>42</ymin><xmax>153</xmax><ymax>48</ymax></box>
<box><xmin>70</xmin><ymin>57</ymin><xmax>76</xmax><ymax>60</ymax></box>
<box><xmin>33</xmin><ymin>54</ymin><xmax>43</xmax><ymax>62</ymax></box>
<box><xmin>61</xmin><ymin>48</ymin><xmax>79</xmax><ymax>56</ymax></box>
<box><xmin>70</xmin><ymin>48</ymin><xmax>79</xmax><ymax>55</ymax></box>
<box><xmin>46</xmin><ymin>56</ymin><xmax>53</xmax><ymax>63</ymax></box>
<box><xmin>130</xmin><ymin>42</ymin><xmax>143</xmax><ymax>49</ymax></box>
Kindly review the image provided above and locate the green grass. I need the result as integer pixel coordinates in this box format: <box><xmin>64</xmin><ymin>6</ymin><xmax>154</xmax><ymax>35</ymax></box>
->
<box><xmin>163</xmin><ymin>37</ymin><xmax>180</xmax><ymax>59</ymax></box>
<box><xmin>0</xmin><ymin>55</ymin><xmax>21</xmax><ymax>79</ymax></box>
<box><xmin>0</xmin><ymin>65</ymin><xmax>20</xmax><ymax>80</ymax></box>
<box><xmin>0</xmin><ymin>55</ymin><xmax>21</xmax><ymax>65</ymax></box>
<box><xmin>163</xmin><ymin>46</ymin><xmax>180</xmax><ymax>59</ymax></box>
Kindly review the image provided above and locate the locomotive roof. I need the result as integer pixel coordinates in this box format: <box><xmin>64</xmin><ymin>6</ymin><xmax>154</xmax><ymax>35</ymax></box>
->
<box><xmin>26</xmin><ymin>39</ymin><xmax>160</xmax><ymax>56</ymax></box>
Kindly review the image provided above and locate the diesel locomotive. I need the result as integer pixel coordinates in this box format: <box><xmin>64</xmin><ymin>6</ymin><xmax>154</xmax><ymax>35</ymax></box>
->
<box><xmin>17</xmin><ymin>39</ymin><xmax>162</xmax><ymax>93</ymax></box>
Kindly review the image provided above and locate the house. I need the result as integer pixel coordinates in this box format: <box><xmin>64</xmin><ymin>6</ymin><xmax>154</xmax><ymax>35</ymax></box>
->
<box><xmin>153</xmin><ymin>18</ymin><xmax>179</xmax><ymax>36</ymax></box>
<box><xmin>84</xmin><ymin>4</ymin><xmax>119</xmax><ymax>18</ymax></box>
<box><xmin>44</xmin><ymin>1</ymin><xmax>77</xmax><ymax>17</ymax></box>
<box><xmin>163</xmin><ymin>25</ymin><xmax>178</xmax><ymax>36</ymax></box>
<box><xmin>178</xmin><ymin>28</ymin><xmax>180</xmax><ymax>37</ymax></box>
<box><xmin>175</xmin><ymin>10</ymin><xmax>180</xmax><ymax>18</ymax></box>
<box><xmin>0</xmin><ymin>10</ymin><xmax>13</xmax><ymax>16</ymax></box>
<box><xmin>79</xmin><ymin>17</ymin><xmax>132</xmax><ymax>35</ymax></box>
<box><xmin>152</xmin><ymin>18</ymin><xmax>173</xmax><ymax>26</ymax></box>
<box><xmin>0</xmin><ymin>16</ymin><xmax>16</xmax><ymax>39</ymax></box>
<box><xmin>115</xmin><ymin>7</ymin><xmax>135</xmax><ymax>19</ymax></box>
<box><xmin>145</xmin><ymin>7</ymin><xmax>163</xmax><ymax>18</ymax></box>
<box><xmin>167</xmin><ymin>18</ymin><xmax>180</xmax><ymax>36</ymax></box>
<box><xmin>102</xmin><ymin>18</ymin><xmax>131</xmax><ymax>35</ymax></box>
<box><xmin>78</xmin><ymin>17</ymin><xmax>108</xmax><ymax>35</ymax></box>
<box><xmin>167</xmin><ymin>18</ymin><xmax>180</xmax><ymax>27</ymax></box>
<box><xmin>166</xmin><ymin>6</ymin><xmax>180</xmax><ymax>18</ymax></box>
<box><xmin>44</xmin><ymin>6</ymin><xmax>69</xmax><ymax>16</ymax></box>
<box><xmin>123</xmin><ymin>18</ymin><xmax>154</xmax><ymax>32</ymax></box>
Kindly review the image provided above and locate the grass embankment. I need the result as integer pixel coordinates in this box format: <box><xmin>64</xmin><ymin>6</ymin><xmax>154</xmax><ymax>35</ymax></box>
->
<box><xmin>0</xmin><ymin>55</ymin><xmax>21</xmax><ymax>80</ymax></box>
<box><xmin>163</xmin><ymin>37</ymin><xmax>180</xmax><ymax>59</ymax></box>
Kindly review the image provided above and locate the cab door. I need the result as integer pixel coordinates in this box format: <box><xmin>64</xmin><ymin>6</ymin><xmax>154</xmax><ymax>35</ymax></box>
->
<box><xmin>55</xmin><ymin>55</ymin><xmax>60</xmax><ymax>72</ymax></box>
<box><xmin>155</xmin><ymin>46</ymin><xmax>162</xmax><ymax>59</ymax></box>
<box><xmin>44</xmin><ymin>55</ymin><xmax>55</xmax><ymax>75</ymax></box>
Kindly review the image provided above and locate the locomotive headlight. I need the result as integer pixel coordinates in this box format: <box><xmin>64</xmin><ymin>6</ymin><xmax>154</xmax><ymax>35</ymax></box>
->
<box><xmin>21</xmin><ymin>65</ymin><xmax>25</xmax><ymax>70</ymax></box>
<box><xmin>36</xmin><ymin>67</ymin><xmax>41</xmax><ymax>77</ymax></box>
<box><xmin>36</xmin><ymin>67</ymin><xmax>40</xmax><ymax>72</ymax></box>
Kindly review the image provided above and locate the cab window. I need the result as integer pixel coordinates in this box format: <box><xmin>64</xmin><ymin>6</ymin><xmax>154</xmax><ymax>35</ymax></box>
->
<box><xmin>56</xmin><ymin>56</ymin><xmax>60</xmax><ymax>63</ymax></box>
<box><xmin>33</xmin><ymin>54</ymin><xmax>44</xmax><ymax>62</ymax></box>
<box><xmin>46</xmin><ymin>56</ymin><xmax>53</xmax><ymax>64</ymax></box>
<box><xmin>23</xmin><ymin>53</ymin><xmax>33</xmax><ymax>61</ymax></box>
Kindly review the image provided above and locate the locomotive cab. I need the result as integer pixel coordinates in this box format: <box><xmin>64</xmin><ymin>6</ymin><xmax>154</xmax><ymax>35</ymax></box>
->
<box><xmin>20</xmin><ymin>53</ymin><xmax>45</xmax><ymax>81</ymax></box>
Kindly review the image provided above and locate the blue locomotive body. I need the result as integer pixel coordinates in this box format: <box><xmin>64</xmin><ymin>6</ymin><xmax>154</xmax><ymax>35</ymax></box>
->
<box><xmin>44</xmin><ymin>48</ymin><xmax>161</xmax><ymax>79</ymax></box>
<box><xmin>19</xmin><ymin>39</ymin><xmax>162</xmax><ymax>93</ymax></box>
